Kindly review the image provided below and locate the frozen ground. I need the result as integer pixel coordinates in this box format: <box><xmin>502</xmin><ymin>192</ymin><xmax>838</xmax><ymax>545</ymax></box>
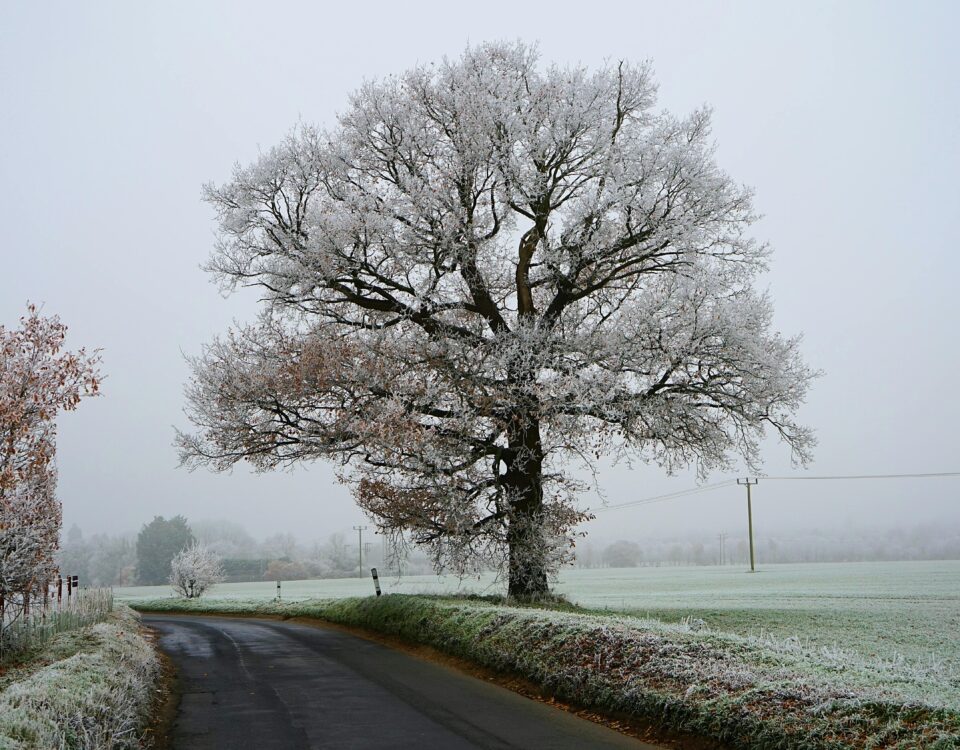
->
<box><xmin>118</xmin><ymin>559</ymin><xmax>960</xmax><ymax>698</ymax></box>
<box><xmin>566</xmin><ymin>561</ymin><xmax>960</xmax><ymax>674</ymax></box>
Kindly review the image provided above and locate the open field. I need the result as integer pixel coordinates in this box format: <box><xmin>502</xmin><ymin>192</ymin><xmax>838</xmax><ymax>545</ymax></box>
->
<box><xmin>561</xmin><ymin>561</ymin><xmax>960</xmax><ymax>677</ymax></box>
<box><xmin>120</xmin><ymin>559</ymin><xmax>960</xmax><ymax>707</ymax></box>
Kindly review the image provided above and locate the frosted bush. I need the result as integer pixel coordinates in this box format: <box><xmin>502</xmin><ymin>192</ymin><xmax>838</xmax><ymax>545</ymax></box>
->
<box><xmin>170</xmin><ymin>543</ymin><xmax>224</xmax><ymax>598</ymax></box>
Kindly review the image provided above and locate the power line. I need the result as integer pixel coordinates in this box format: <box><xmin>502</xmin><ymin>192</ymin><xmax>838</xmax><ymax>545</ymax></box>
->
<box><xmin>590</xmin><ymin>479</ymin><xmax>736</xmax><ymax>513</ymax></box>
<box><xmin>763</xmin><ymin>471</ymin><xmax>960</xmax><ymax>481</ymax></box>
<box><xmin>590</xmin><ymin>471</ymin><xmax>960</xmax><ymax>514</ymax></box>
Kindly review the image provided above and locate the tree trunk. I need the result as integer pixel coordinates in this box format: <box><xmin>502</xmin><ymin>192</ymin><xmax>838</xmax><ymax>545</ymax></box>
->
<box><xmin>506</xmin><ymin>219</ymin><xmax>551</xmax><ymax>599</ymax></box>
<box><xmin>505</xmin><ymin>416</ymin><xmax>549</xmax><ymax>599</ymax></box>
<box><xmin>507</xmin><ymin>511</ymin><xmax>549</xmax><ymax>598</ymax></box>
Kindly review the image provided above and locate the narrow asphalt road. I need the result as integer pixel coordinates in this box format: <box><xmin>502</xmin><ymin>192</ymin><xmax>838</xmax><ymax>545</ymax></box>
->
<box><xmin>145</xmin><ymin>614</ymin><xmax>662</xmax><ymax>750</ymax></box>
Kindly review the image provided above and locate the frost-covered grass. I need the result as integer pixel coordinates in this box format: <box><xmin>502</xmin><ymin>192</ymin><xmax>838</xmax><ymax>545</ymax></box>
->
<box><xmin>558</xmin><ymin>561</ymin><xmax>960</xmax><ymax>693</ymax></box>
<box><xmin>1</xmin><ymin>588</ymin><xmax>115</xmax><ymax>663</ymax></box>
<box><xmin>0</xmin><ymin>606</ymin><xmax>160</xmax><ymax>750</ymax></box>
<box><xmin>115</xmin><ymin>560</ymin><xmax>960</xmax><ymax>683</ymax></box>
<box><xmin>130</xmin><ymin>594</ymin><xmax>960</xmax><ymax>749</ymax></box>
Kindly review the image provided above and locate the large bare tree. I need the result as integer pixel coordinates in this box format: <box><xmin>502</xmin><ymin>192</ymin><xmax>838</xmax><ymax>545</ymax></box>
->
<box><xmin>179</xmin><ymin>43</ymin><xmax>815</xmax><ymax>597</ymax></box>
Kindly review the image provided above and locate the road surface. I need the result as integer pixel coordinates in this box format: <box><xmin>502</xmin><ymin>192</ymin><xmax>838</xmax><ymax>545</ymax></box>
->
<box><xmin>145</xmin><ymin>614</ymin><xmax>661</xmax><ymax>750</ymax></box>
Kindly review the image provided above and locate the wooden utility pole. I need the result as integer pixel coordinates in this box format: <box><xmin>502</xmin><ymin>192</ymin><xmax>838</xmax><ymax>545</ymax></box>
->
<box><xmin>737</xmin><ymin>478</ymin><xmax>758</xmax><ymax>572</ymax></box>
<box><xmin>353</xmin><ymin>526</ymin><xmax>368</xmax><ymax>578</ymax></box>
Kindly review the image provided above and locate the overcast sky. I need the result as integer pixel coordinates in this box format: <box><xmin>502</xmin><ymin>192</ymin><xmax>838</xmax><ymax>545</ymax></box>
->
<box><xmin>2</xmin><ymin>0</ymin><xmax>958</xmax><ymax>546</ymax></box>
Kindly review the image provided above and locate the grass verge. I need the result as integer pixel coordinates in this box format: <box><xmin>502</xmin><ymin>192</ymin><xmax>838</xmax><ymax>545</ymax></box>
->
<box><xmin>131</xmin><ymin>595</ymin><xmax>960</xmax><ymax>749</ymax></box>
<box><xmin>0</xmin><ymin>605</ymin><xmax>160</xmax><ymax>750</ymax></box>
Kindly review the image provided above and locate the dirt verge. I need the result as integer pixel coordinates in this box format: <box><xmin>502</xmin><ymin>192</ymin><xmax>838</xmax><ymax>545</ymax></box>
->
<box><xmin>139</xmin><ymin>625</ymin><xmax>179</xmax><ymax>750</ymax></box>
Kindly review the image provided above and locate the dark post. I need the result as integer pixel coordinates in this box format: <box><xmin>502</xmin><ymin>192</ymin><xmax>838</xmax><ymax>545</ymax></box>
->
<box><xmin>57</xmin><ymin>576</ymin><xmax>62</xmax><ymax>605</ymax></box>
<box><xmin>371</xmin><ymin>567</ymin><xmax>381</xmax><ymax>597</ymax></box>
<box><xmin>72</xmin><ymin>575</ymin><xmax>79</xmax><ymax>591</ymax></box>
<box><xmin>66</xmin><ymin>574</ymin><xmax>72</xmax><ymax>598</ymax></box>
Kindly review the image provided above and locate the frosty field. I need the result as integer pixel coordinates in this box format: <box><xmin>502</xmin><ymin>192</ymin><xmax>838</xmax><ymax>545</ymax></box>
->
<box><xmin>563</xmin><ymin>560</ymin><xmax>960</xmax><ymax>677</ymax></box>
<box><xmin>119</xmin><ymin>559</ymin><xmax>960</xmax><ymax>689</ymax></box>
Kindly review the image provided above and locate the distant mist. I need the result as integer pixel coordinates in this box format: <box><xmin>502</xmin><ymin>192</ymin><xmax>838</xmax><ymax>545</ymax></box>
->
<box><xmin>58</xmin><ymin>515</ymin><xmax>960</xmax><ymax>588</ymax></box>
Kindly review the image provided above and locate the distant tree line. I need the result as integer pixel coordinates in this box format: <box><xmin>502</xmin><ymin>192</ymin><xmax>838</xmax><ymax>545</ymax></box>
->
<box><xmin>60</xmin><ymin>515</ymin><xmax>960</xmax><ymax>587</ymax></box>
<box><xmin>576</xmin><ymin>522</ymin><xmax>960</xmax><ymax>568</ymax></box>
<box><xmin>57</xmin><ymin>516</ymin><xmax>436</xmax><ymax>586</ymax></box>
<box><xmin>57</xmin><ymin>524</ymin><xmax>137</xmax><ymax>586</ymax></box>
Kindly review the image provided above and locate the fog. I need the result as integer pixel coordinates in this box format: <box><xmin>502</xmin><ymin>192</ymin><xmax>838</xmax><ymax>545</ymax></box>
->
<box><xmin>2</xmin><ymin>1</ymin><xmax>958</xmax><ymax>550</ymax></box>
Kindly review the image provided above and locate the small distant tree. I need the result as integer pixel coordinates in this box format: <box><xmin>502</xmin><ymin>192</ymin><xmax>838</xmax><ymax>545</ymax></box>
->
<box><xmin>136</xmin><ymin>515</ymin><xmax>194</xmax><ymax>585</ymax></box>
<box><xmin>602</xmin><ymin>540</ymin><xmax>642</xmax><ymax>568</ymax></box>
<box><xmin>668</xmin><ymin>544</ymin><xmax>684</xmax><ymax>566</ymax></box>
<box><xmin>170</xmin><ymin>543</ymin><xmax>224</xmax><ymax>598</ymax></box>
<box><xmin>314</xmin><ymin>532</ymin><xmax>356</xmax><ymax>578</ymax></box>
<box><xmin>58</xmin><ymin>524</ymin><xmax>91</xmax><ymax>583</ymax></box>
<box><xmin>87</xmin><ymin>534</ymin><xmax>135</xmax><ymax>586</ymax></box>
<box><xmin>262</xmin><ymin>559</ymin><xmax>310</xmax><ymax>581</ymax></box>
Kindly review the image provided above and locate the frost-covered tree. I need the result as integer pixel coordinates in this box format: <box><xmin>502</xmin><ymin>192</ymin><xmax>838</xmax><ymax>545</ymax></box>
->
<box><xmin>1</xmin><ymin>305</ymin><xmax>100</xmax><ymax>626</ymax></box>
<box><xmin>191</xmin><ymin>519</ymin><xmax>258</xmax><ymax>559</ymax></box>
<box><xmin>313</xmin><ymin>532</ymin><xmax>356</xmax><ymax>578</ymax></box>
<box><xmin>178</xmin><ymin>43</ymin><xmax>815</xmax><ymax>597</ymax></box>
<box><xmin>260</xmin><ymin>532</ymin><xmax>300</xmax><ymax>561</ymax></box>
<box><xmin>1</xmin><ymin>306</ymin><xmax>101</xmax><ymax>503</ymax></box>
<box><xmin>0</xmin><ymin>471</ymin><xmax>60</xmax><ymax>614</ymax></box>
<box><xmin>169</xmin><ymin>543</ymin><xmax>224</xmax><ymax>599</ymax></box>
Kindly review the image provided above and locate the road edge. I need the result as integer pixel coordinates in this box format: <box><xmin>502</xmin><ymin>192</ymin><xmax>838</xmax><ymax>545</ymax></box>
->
<box><xmin>138</xmin><ymin>610</ymin><xmax>717</xmax><ymax>750</ymax></box>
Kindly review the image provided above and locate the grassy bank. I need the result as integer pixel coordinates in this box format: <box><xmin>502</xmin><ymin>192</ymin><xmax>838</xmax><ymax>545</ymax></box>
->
<box><xmin>1</xmin><ymin>588</ymin><xmax>116</xmax><ymax>665</ymax></box>
<box><xmin>114</xmin><ymin>561</ymin><xmax>960</xmax><ymax>679</ymax></box>
<box><xmin>0</xmin><ymin>606</ymin><xmax>160</xmax><ymax>750</ymax></box>
<box><xmin>132</xmin><ymin>595</ymin><xmax>959</xmax><ymax>749</ymax></box>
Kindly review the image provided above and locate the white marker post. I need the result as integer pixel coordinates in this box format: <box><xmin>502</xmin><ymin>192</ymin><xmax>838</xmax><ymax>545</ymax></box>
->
<box><xmin>276</xmin><ymin>580</ymin><xmax>281</xmax><ymax>601</ymax></box>
<box><xmin>371</xmin><ymin>567</ymin><xmax>381</xmax><ymax>597</ymax></box>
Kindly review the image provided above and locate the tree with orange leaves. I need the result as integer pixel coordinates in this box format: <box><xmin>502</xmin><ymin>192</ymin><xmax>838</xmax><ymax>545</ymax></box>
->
<box><xmin>0</xmin><ymin>304</ymin><xmax>100</xmax><ymax>631</ymax></box>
